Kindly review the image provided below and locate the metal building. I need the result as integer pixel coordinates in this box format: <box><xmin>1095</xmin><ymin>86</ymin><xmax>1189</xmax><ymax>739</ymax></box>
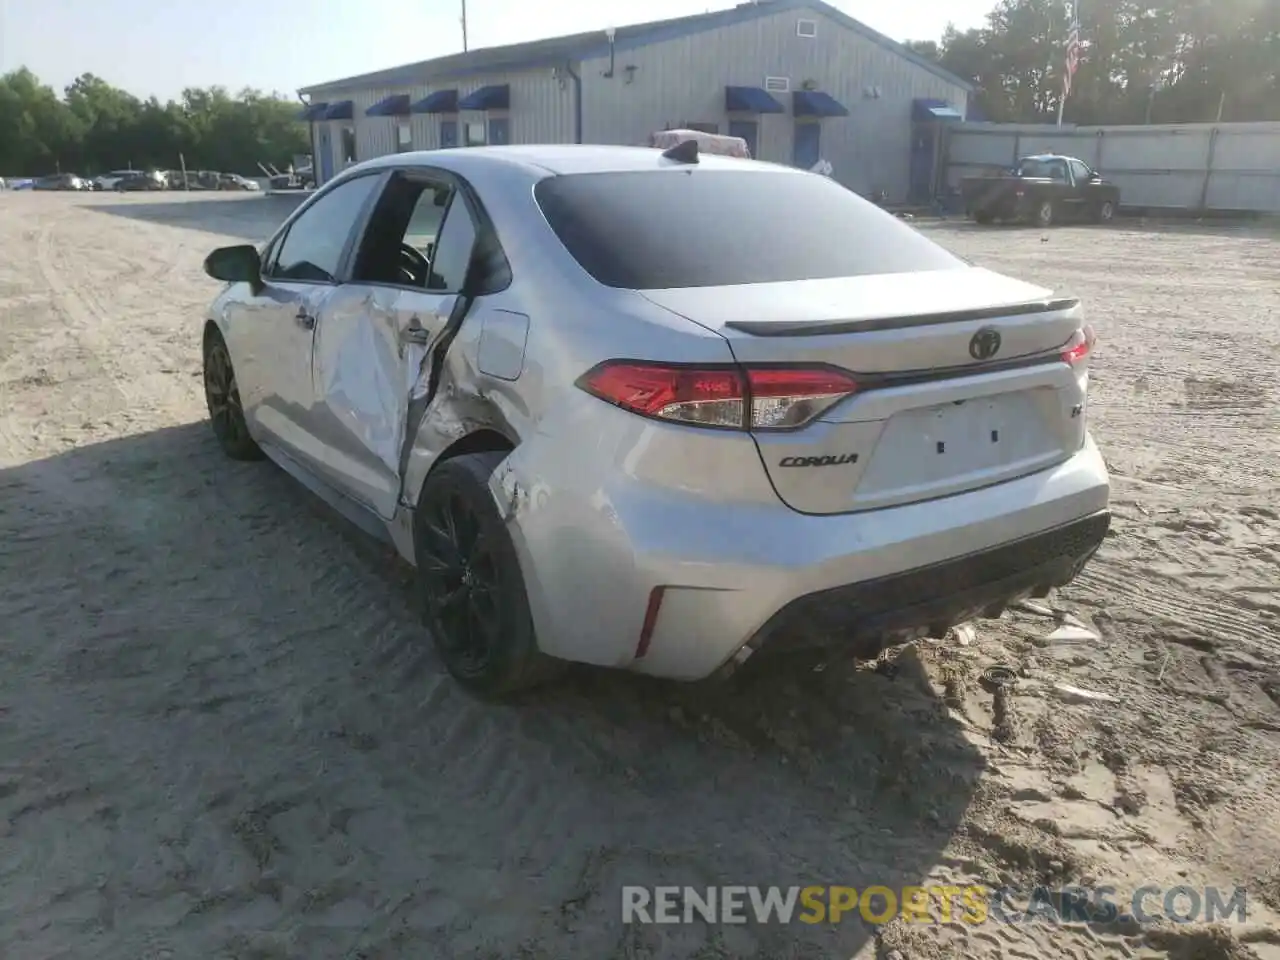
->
<box><xmin>296</xmin><ymin>0</ymin><xmax>971</xmax><ymax>202</ymax></box>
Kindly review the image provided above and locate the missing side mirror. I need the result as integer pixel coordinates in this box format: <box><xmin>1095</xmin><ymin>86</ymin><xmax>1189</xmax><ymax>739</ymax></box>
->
<box><xmin>204</xmin><ymin>244</ymin><xmax>264</xmax><ymax>293</ymax></box>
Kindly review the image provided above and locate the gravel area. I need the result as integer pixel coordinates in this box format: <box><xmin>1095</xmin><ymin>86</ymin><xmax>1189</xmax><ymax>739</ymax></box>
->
<box><xmin>1</xmin><ymin>192</ymin><xmax>1278</xmax><ymax>960</ymax></box>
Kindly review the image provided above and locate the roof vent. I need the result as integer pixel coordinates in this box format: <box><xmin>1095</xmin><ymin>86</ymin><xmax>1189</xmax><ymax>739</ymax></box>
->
<box><xmin>660</xmin><ymin>139</ymin><xmax>699</xmax><ymax>164</ymax></box>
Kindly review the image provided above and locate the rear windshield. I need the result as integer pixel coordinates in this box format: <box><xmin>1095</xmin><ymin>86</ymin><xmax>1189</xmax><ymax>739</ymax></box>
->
<box><xmin>533</xmin><ymin>170</ymin><xmax>962</xmax><ymax>289</ymax></box>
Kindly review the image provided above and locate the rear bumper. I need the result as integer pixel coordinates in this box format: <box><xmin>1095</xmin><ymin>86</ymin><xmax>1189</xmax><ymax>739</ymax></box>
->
<box><xmin>748</xmin><ymin>510</ymin><xmax>1108</xmax><ymax>659</ymax></box>
<box><xmin>510</xmin><ymin>433</ymin><xmax>1111</xmax><ymax>681</ymax></box>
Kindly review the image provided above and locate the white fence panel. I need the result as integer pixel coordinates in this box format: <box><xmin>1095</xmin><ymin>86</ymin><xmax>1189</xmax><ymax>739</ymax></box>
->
<box><xmin>942</xmin><ymin>121</ymin><xmax>1280</xmax><ymax>214</ymax></box>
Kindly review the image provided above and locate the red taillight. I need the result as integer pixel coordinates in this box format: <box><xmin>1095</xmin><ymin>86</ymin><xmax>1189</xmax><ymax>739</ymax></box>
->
<box><xmin>576</xmin><ymin>361</ymin><xmax>857</xmax><ymax>431</ymax></box>
<box><xmin>1061</xmin><ymin>325</ymin><xmax>1096</xmax><ymax>365</ymax></box>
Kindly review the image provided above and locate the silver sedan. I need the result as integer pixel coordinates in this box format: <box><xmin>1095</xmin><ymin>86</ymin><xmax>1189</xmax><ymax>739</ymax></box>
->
<box><xmin>201</xmin><ymin>143</ymin><xmax>1110</xmax><ymax>697</ymax></box>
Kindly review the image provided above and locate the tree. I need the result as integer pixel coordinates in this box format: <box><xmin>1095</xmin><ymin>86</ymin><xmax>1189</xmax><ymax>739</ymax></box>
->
<box><xmin>0</xmin><ymin>69</ymin><xmax>310</xmax><ymax>176</ymax></box>
<box><xmin>906</xmin><ymin>0</ymin><xmax>1279</xmax><ymax>124</ymax></box>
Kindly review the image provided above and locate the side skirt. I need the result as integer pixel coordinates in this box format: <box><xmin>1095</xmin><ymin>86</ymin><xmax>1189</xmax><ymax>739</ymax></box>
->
<box><xmin>258</xmin><ymin>440</ymin><xmax>417</xmax><ymax>564</ymax></box>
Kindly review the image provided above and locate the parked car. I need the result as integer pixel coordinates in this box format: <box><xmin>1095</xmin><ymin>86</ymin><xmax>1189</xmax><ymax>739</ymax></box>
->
<box><xmin>199</xmin><ymin>144</ymin><xmax>1110</xmax><ymax>697</ymax></box>
<box><xmin>218</xmin><ymin>172</ymin><xmax>261</xmax><ymax>191</ymax></box>
<box><xmin>114</xmin><ymin>170</ymin><xmax>167</xmax><ymax>192</ymax></box>
<box><xmin>961</xmin><ymin>155</ymin><xmax>1120</xmax><ymax>227</ymax></box>
<box><xmin>0</xmin><ymin>176</ymin><xmax>6</xmax><ymax>190</ymax></box>
<box><xmin>92</xmin><ymin>170</ymin><xmax>140</xmax><ymax>191</ymax></box>
<box><xmin>34</xmin><ymin>173</ymin><xmax>88</xmax><ymax>191</ymax></box>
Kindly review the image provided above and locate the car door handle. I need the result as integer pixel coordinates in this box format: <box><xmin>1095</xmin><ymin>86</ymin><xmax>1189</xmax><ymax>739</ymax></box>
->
<box><xmin>294</xmin><ymin>308</ymin><xmax>315</xmax><ymax>329</ymax></box>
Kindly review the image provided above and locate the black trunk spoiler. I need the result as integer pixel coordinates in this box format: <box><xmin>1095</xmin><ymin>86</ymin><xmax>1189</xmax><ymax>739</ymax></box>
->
<box><xmin>722</xmin><ymin>298</ymin><xmax>1081</xmax><ymax>337</ymax></box>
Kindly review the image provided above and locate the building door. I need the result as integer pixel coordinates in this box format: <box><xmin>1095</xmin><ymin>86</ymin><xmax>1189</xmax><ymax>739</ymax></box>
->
<box><xmin>727</xmin><ymin>119</ymin><xmax>758</xmax><ymax>159</ymax></box>
<box><xmin>317</xmin><ymin>126</ymin><xmax>334</xmax><ymax>183</ymax></box>
<box><xmin>439</xmin><ymin>119</ymin><xmax>458</xmax><ymax>148</ymax></box>
<box><xmin>793</xmin><ymin>122</ymin><xmax>821</xmax><ymax>168</ymax></box>
<box><xmin>488</xmin><ymin>117</ymin><xmax>510</xmax><ymax>145</ymax></box>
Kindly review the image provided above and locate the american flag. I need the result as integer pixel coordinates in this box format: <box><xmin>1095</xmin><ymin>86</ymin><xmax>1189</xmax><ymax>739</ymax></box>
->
<box><xmin>1062</xmin><ymin>4</ymin><xmax>1082</xmax><ymax>98</ymax></box>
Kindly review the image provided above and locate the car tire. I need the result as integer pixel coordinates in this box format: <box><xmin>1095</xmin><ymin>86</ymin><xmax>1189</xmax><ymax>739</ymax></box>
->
<box><xmin>1094</xmin><ymin>200</ymin><xmax>1116</xmax><ymax>223</ymax></box>
<box><xmin>202</xmin><ymin>326</ymin><xmax>264</xmax><ymax>461</ymax></box>
<box><xmin>1035</xmin><ymin>200</ymin><xmax>1055</xmax><ymax>228</ymax></box>
<box><xmin>974</xmin><ymin>211</ymin><xmax>994</xmax><ymax>225</ymax></box>
<box><xmin>415</xmin><ymin>451</ymin><xmax>563</xmax><ymax>698</ymax></box>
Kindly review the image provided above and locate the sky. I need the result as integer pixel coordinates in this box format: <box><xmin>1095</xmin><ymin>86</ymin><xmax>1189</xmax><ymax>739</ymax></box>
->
<box><xmin>0</xmin><ymin>0</ymin><xmax>993</xmax><ymax>102</ymax></box>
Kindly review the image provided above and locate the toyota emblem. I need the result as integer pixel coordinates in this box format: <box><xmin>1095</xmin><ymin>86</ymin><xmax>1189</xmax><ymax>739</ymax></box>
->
<box><xmin>969</xmin><ymin>326</ymin><xmax>1002</xmax><ymax>361</ymax></box>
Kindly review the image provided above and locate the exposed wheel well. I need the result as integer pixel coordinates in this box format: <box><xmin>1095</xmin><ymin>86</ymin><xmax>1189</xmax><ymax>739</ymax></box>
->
<box><xmin>412</xmin><ymin>428</ymin><xmax>516</xmax><ymax>512</ymax></box>
<box><xmin>436</xmin><ymin>429</ymin><xmax>515</xmax><ymax>465</ymax></box>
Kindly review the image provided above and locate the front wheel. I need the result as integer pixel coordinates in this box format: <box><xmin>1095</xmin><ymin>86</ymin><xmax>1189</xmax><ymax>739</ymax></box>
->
<box><xmin>203</xmin><ymin>327</ymin><xmax>264</xmax><ymax>461</ymax></box>
<box><xmin>415</xmin><ymin>451</ymin><xmax>562</xmax><ymax>698</ymax></box>
<box><xmin>1035</xmin><ymin>200</ymin><xmax>1055</xmax><ymax>228</ymax></box>
<box><xmin>1093</xmin><ymin>199</ymin><xmax>1116</xmax><ymax>224</ymax></box>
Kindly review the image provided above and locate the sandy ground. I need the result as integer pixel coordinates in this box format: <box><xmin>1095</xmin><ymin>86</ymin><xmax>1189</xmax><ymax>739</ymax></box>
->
<box><xmin>0</xmin><ymin>191</ymin><xmax>1278</xmax><ymax>960</ymax></box>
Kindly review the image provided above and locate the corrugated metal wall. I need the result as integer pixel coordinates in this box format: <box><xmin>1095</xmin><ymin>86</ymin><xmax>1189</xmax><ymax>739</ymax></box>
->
<box><xmin>304</xmin><ymin>70</ymin><xmax>576</xmax><ymax>183</ymax></box>
<box><xmin>943</xmin><ymin>122</ymin><xmax>1280</xmax><ymax>214</ymax></box>
<box><xmin>578</xmin><ymin>7</ymin><xmax>968</xmax><ymax>200</ymax></box>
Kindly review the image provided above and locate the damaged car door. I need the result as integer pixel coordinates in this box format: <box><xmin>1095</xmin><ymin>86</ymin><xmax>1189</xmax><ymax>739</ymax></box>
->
<box><xmin>235</xmin><ymin>172</ymin><xmax>383</xmax><ymax>475</ymax></box>
<box><xmin>309</xmin><ymin>169</ymin><xmax>479</xmax><ymax>519</ymax></box>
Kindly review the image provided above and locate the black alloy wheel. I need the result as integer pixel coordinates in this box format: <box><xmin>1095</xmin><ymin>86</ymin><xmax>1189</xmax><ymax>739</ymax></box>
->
<box><xmin>203</xmin><ymin>330</ymin><xmax>264</xmax><ymax>460</ymax></box>
<box><xmin>415</xmin><ymin>452</ymin><xmax>561</xmax><ymax>697</ymax></box>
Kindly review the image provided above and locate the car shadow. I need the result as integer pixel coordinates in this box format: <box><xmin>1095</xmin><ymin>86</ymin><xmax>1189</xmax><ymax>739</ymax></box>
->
<box><xmin>81</xmin><ymin>194</ymin><xmax>305</xmax><ymax>242</ymax></box>
<box><xmin>0</xmin><ymin>422</ymin><xmax>985</xmax><ymax>959</ymax></box>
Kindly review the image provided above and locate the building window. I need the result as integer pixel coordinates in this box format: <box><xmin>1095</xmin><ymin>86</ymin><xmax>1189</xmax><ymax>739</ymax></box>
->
<box><xmin>396</xmin><ymin>121</ymin><xmax>413</xmax><ymax>153</ymax></box>
<box><xmin>488</xmin><ymin>117</ymin><xmax>510</xmax><ymax>145</ymax></box>
<box><xmin>684</xmin><ymin>121</ymin><xmax>719</xmax><ymax>134</ymax></box>
<box><xmin>796</xmin><ymin>18</ymin><xmax>817</xmax><ymax>37</ymax></box>
<box><xmin>464</xmin><ymin>120</ymin><xmax>486</xmax><ymax>147</ymax></box>
<box><xmin>340</xmin><ymin>126</ymin><xmax>357</xmax><ymax>164</ymax></box>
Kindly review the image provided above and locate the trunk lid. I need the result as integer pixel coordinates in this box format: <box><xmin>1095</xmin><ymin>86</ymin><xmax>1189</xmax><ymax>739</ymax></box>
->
<box><xmin>642</xmin><ymin>267</ymin><xmax>1090</xmax><ymax>515</ymax></box>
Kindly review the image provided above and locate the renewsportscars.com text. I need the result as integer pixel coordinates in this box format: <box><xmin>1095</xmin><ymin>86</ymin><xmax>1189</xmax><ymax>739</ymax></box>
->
<box><xmin>622</xmin><ymin>885</ymin><xmax>1249</xmax><ymax>926</ymax></box>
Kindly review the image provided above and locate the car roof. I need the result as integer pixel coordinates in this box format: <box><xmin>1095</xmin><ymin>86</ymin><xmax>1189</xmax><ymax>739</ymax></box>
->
<box><xmin>350</xmin><ymin>143</ymin><xmax>796</xmax><ymax>178</ymax></box>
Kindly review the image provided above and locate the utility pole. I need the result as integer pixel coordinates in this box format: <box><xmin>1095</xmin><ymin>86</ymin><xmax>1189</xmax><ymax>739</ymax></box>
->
<box><xmin>461</xmin><ymin>0</ymin><xmax>469</xmax><ymax>51</ymax></box>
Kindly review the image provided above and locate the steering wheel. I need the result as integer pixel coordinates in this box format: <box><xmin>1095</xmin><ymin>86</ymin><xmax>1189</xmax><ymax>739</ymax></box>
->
<box><xmin>399</xmin><ymin>244</ymin><xmax>431</xmax><ymax>287</ymax></box>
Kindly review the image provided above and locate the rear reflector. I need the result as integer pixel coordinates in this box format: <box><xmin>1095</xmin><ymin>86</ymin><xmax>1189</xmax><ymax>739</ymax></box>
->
<box><xmin>577</xmin><ymin>361</ymin><xmax>857</xmax><ymax>431</ymax></box>
<box><xmin>635</xmin><ymin>586</ymin><xmax>667</xmax><ymax>659</ymax></box>
<box><xmin>1061</xmin><ymin>325</ymin><xmax>1096</xmax><ymax>365</ymax></box>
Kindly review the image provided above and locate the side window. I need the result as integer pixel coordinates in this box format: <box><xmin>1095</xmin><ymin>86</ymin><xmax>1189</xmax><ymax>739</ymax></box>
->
<box><xmin>350</xmin><ymin>173</ymin><xmax>454</xmax><ymax>287</ymax></box>
<box><xmin>270</xmin><ymin>175</ymin><xmax>380</xmax><ymax>283</ymax></box>
<box><xmin>1047</xmin><ymin>161</ymin><xmax>1067</xmax><ymax>181</ymax></box>
<box><xmin>1068</xmin><ymin>159</ymin><xmax>1091</xmax><ymax>182</ymax></box>
<box><xmin>428</xmin><ymin>196</ymin><xmax>478</xmax><ymax>292</ymax></box>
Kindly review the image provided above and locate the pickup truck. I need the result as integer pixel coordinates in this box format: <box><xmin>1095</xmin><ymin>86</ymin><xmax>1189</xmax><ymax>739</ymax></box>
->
<box><xmin>961</xmin><ymin>154</ymin><xmax>1120</xmax><ymax>227</ymax></box>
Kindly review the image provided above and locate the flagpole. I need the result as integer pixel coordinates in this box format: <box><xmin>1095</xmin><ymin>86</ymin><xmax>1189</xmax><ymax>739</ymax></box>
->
<box><xmin>1058</xmin><ymin>0</ymin><xmax>1078</xmax><ymax>127</ymax></box>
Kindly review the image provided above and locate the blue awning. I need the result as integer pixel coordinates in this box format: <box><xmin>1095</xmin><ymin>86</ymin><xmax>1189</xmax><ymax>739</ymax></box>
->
<box><xmin>457</xmin><ymin>84</ymin><xmax>509</xmax><ymax>111</ymax></box>
<box><xmin>366</xmin><ymin>93</ymin><xmax>411</xmax><ymax>117</ymax></box>
<box><xmin>410</xmin><ymin>89</ymin><xmax>459</xmax><ymax>114</ymax></box>
<box><xmin>792</xmin><ymin>90</ymin><xmax>848</xmax><ymax>118</ymax></box>
<box><xmin>912</xmin><ymin>98</ymin><xmax>963</xmax><ymax>122</ymax></box>
<box><xmin>322</xmin><ymin>100</ymin><xmax>355</xmax><ymax>121</ymax></box>
<box><xmin>725</xmin><ymin>85</ymin><xmax>785</xmax><ymax>113</ymax></box>
<box><xmin>297</xmin><ymin>101</ymin><xmax>330</xmax><ymax>121</ymax></box>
